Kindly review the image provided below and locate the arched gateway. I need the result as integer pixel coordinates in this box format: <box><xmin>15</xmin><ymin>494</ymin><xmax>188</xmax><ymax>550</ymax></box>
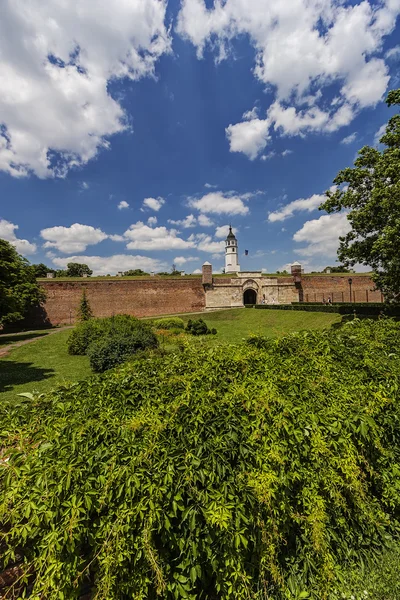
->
<box><xmin>243</xmin><ymin>288</ymin><xmax>257</xmax><ymax>305</ymax></box>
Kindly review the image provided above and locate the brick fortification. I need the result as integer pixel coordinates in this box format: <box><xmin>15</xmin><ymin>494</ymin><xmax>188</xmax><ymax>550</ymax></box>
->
<box><xmin>35</xmin><ymin>279</ymin><xmax>206</xmax><ymax>326</ymax></box>
<box><xmin>31</xmin><ymin>272</ymin><xmax>381</xmax><ymax>327</ymax></box>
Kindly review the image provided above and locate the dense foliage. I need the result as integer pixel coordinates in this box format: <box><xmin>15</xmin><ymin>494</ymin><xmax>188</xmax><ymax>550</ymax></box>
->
<box><xmin>185</xmin><ymin>318</ymin><xmax>217</xmax><ymax>335</ymax></box>
<box><xmin>250</xmin><ymin>303</ymin><xmax>400</xmax><ymax>315</ymax></box>
<box><xmin>77</xmin><ymin>289</ymin><xmax>93</xmax><ymax>322</ymax></box>
<box><xmin>153</xmin><ymin>317</ymin><xmax>185</xmax><ymax>330</ymax></box>
<box><xmin>65</xmin><ymin>262</ymin><xmax>93</xmax><ymax>277</ymax></box>
<box><xmin>0</xmin><ymin>239</ymin><xmax>46</xmax><ymax>326</ymax></box>
<box><xmin>67</xmin><ymin>315</ymin><xmax>158</xmax><ymax>371</ymax></box>
<box><xmin>1</xmin><ymin>319</ymin><xmax>400</xmax><ymax>599</ymax></box>
<box><xmin>30</xmin><ymin>263</ymin><xmax>55</xmax><ymax>278</ymax></box>
<box><xmin>321</xmin><ymin>89</ymin><xmax>400</xmax><ymax>301</ymax></box>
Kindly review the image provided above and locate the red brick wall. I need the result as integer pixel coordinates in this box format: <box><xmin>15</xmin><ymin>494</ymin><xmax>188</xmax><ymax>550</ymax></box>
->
<box><xmin>37</xmin><ymin>279</ymin><xmax>206</xmax><ymax>326</ymax></box>
<box><xmin>300</xmin><ymin>275</ymin><xmax>382</xmax><ymax>303</ymax></box>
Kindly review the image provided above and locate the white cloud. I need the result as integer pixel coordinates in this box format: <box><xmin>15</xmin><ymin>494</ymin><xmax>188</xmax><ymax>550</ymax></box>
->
<box><xmin>124</xmin><ymin>221</ymin><xmax>195</xmax><ymax>251</ymax></box>
<box><xmin>41</xmin><ymin>223</ymin><xmax>108</xmax><ymax>253</ymax></box>
<box><xmin>293</xmin><ymin>212</ymin><xmax>351</xmax><ymax>257</ymax></box>
<box><xmin>281</xmin><ymin>149</ymin><xmax>293</xmax><ymax>157</ymax></box>
<box><xmin>242</xmin><ymin>107</ymin><xmax>259</xmax><ymax>120</ymax></box>
<box><xmin>52</xmin><ymin>254</ymin><xmax>165</xmax><ymax>276</ymax></box>
<box><xmin>178</xmin><ymin>0</ymin><xmax>399</xmax><ymax>154</ymax></box>
<box><xmin>268</xmin><ymin>193</ymin><xmax>326</xmax><ymax>222</ymax></box>
<box><xmin>214</xmin><ymin>225</ymin><xmax>237</xmax><ymax>238</ymax></box>
<box><xmin>109</xmin><ymin>234</ymin><xmax>125</xmax><ymax>242</ymax></box>
<box><xmin>341</xmin><ymin>132</ymin><xmax>357</xmax><ymax>145</ymax></box>
<box><xmin>81</xmin><ymin>181</ymin><xmax>90</xmax><ymax>190</ymax></box>
<box><xmin>189</xmin><ymin>191</ymin><xmax>250</xmax><ymax>215</ymax></box>
<box><xmin>118</xmin><ymin>200</ymin><xmax>129</xmax><ymax>210</ymax></box>
<box><xmin>204</xmin><ymin>182</ymin><xmax>218</xmax><ymax>189</ymax></box>
<box><xmin>188</xmin><ymin>233</ymin><xmax>226</xmax><ymax>254</ymax></box>
<box><xmin>173</xmin><ymin>255</ymin><xmax>199</xmax><ymax>265</ymax></box>
<box><xmin>198</xmin><ymin>214</ymin><xmax>214</xmax><ymax>226</ymax></box>
<box><xmin>142</xmin><ymin>197</ymin><xmax>165</xmax><ymax>212</ymax></box>
<box><xmin>374</xmin><ymin>123</ymin><xmax>387</xmax><ymax>145</ymax></box>
<box><xmin>386</xmin><ymin>45</ymin><xmax>400</xmax><ymax>59</ymax></box>
<box><xmin>168</xmin><ymin>214</ymin><xmax>197</xmax><ymax>228</ymax></box>
<box><xmin>0</xmin><ymin>218</ymin><xmax>37</xmax><ymax>255</ymax></box>
<box><xmin>0</xmin><ymin>1</ymin><xmax>170</xmax><ymax>178</ymax></box>
<box><xmin>147</xmin><ymin>216</ymin><xmax>158</xmax><ymax>226</ymax></box>
<box><xmin>226</xmin><ymin>118</ymin><xmax>270</xmax><ymax>159</ymax></box>
<box><xmin>192</xmin><ymin>268</ymin><xmax>202</xmax><ymax>274</ymax></box>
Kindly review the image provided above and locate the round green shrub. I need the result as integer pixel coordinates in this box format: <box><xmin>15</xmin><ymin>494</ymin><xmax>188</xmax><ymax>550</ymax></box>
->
<box><xmin>185</xmin><ymin>317</ymin><xmax>213</xmax><ymax>335</ymax></box>
<box><xmin>67</xmin><ymin>314</ymin><xmax>146</xmax><ymax>356</ymax></box>
<box><xmin>87</xmin><ymin>329</ymin><xmax>158</xmax><ymax>372</ymax></box>
<box><xmin>152</xmin><ymin>317</ymin><xmax>185</xmax><ymax>330</ymax></box>
<box><xmin>2</xmin><ymin>319</ymin><xmax>400</xmax><ymax>599</ymax></box>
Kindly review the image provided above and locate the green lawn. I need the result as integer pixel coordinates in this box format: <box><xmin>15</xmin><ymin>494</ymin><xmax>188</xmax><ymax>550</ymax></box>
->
<box><xmin>0</xmin><ymin>309</ymin><xmax>340</xmax><ymax>402</ymax></box>
<box><xmin>0</xmin><ymin>330</ymin><xmax>91</xmax><ymax>402</ymax></box>
<box><xmin>0</xmin><ymin>330</ymin><xmax>50</xmax><ymax>348</ymax></box>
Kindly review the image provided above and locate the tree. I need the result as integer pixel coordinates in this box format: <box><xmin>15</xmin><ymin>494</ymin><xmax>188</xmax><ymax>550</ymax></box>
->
<box><xmin>77</xmin><ymin>289</ymin><xmax>93</xmax><ymax>322</ymax></box>
<box><xmin>123</xmin><ymin>269</ymin><xmax>149</xmax><ymax>276</ymax></box>
<box><xmin>323</xmin><ymin>266</ymin><xmax>352</xmax><ymax>273</ymax></box>
<box><xmin>0</xmin><ymin>239</ymin><xmax>46</xmax><ymax>326</ymax></box>
<box><xmin>321</xmin><ymin>89</ymin><xmax>400</xmax><ymax>302</ymax></box>
<box><xmin>65</xmin><ymin>262</ymin><xmax>93</xmax><ymax>277</ymax></box>
<box><xmin>31</xmin><ymin>263</ymin><xmax>55</xmax><ymax>278</ymax></box>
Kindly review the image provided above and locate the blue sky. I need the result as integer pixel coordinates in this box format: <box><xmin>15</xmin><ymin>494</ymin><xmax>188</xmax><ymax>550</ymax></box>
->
<box><xmin>0</xmin><ymin>0</ymin><xmax>399</xmax><ymax>274</ymax></box>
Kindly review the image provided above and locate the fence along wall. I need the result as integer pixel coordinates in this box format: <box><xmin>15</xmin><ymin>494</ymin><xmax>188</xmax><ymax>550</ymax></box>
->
<box><xmin>37</xmin><ymin>279</ymin><xmax>206</xmax><ymax>326</ymax></box>
<box><xmin>299</xmin><ymin>275</ymin><xmax>383</xmax><ymax>303</ymax></box>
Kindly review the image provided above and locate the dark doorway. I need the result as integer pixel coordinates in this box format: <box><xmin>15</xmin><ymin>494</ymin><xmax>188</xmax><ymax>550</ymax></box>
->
<box><xmin>243</xmin><ymin>289</ymin><xmax>257</xmax><ymax>305</ymax></box>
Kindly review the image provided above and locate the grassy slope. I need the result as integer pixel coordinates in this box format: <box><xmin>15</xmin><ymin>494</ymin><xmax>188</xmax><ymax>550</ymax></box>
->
<box><xmin>0</xmin><ymin>330</ymin><xmax>91</xmax><ymax>402</ymax></box>
<box><xmin>0</xmin><ymin>309</ymin><xmax>340</xmax><ymax>402</ymax></box>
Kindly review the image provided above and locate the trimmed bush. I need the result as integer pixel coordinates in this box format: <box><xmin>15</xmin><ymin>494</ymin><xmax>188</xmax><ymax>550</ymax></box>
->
<box><xmin>1</xmin><ymin>319</ymin><xmax>400</xmax><ymax>599</ymax></box>
<box><xmin>87</xmin><ymin>329</ymin><xmax>158</xmax><ymax>372</ymax></box>
<box><xmin>152</xmin><ymin>317</ymin><xmax>185</xmax><ymax>330</ymax></box>
<box><xmin>67</xmin><ymin>314</ymin><xmax>149</xmax><ymax>356</ymax></box>
<box><xmin>252</xmin><ymin>302</ymin><xmax>400</xmax><ymax>316</ymax></box>
<box><xmin>185</xmin><ymin>317</ymin><xmax>216</xmax><ymax>335</ymax></box>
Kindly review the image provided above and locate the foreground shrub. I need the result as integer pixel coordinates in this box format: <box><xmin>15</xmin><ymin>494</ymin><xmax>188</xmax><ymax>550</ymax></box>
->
<box><xmin>67</xmin><ymin>314</ymin><xmax>150</xmax><ymax>355</ymax></box>
<box><xmin>185</xmin><ymin>317</ymin><xmax>216</xmax><ymax>335</ymax></box>
<box><xmin>152</xmin><ymin>317</ymin><xmax>185</xmax><ymax>330</ymax></box>
<box><xmin>1</xmin><ymin>319</ymin><xmax>400</xmax><ymax>599</ymax></box>
<box><xmin>87</xmin><ymin>329</ymin><xmax>158</xmax><ymax>372</ymax></box>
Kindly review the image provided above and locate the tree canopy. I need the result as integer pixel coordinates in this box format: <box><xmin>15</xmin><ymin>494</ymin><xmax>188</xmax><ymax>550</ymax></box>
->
<box><xmin>0</xmin><ymin>239</ymin><xmax>46</xmax><ymax>325</ymax></box>
<box><xmin>321</xmin><ymin>88</ymin><xmax>400</xmax><ymax>301</ymax></box>
<box><xmin>65</xmin><ymin>262</ymin><xmax>93</xmax><ymax>277</ymax></box>
<box><xmin>30</xmin><ymin>263</ymin><xmax>55</xmax><ymax>278</ymax></box>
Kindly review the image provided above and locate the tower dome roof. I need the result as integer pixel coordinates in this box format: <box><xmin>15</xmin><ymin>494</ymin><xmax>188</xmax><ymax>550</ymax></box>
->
<box><xmin>226</xmin><ymin>225</ymin><xmax>236</xmax><ymax>240</ymax></box>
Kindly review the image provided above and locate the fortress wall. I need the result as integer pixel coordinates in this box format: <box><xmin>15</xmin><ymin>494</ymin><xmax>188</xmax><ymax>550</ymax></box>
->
<box><xmin>35</xmin><ymin>279</ymin><xmax>206</xmax><ymax>326</ymax></box>
<box><xmin>299</xmin><ymin>275</ymin><xmax>382</xmax><ymax>303</ymax></box>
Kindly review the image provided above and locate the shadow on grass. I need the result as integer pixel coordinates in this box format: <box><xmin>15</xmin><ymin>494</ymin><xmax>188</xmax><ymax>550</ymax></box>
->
<box><xmin>0</xmin><ymin>332</ymin><xmax>49</xmax><ymax>347</ymax></box>
<box><xmin>0</xmin><ymin>360</ymin><xmax>55</xmax><ymax>393</ymax></box>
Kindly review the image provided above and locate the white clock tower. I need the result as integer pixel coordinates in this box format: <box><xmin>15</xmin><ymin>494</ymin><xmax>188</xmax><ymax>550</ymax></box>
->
<box><xmin>225</xmin><ymin>226</ymin><xmax>240</xmax><ymax>273</ymax></box>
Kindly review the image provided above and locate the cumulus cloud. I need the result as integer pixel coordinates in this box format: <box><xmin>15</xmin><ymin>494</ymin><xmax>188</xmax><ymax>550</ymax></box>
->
<box><xmin>0</xmin><ymin>218</ymin><xmax>37</xmax><ymax>255</ymax></box>
<box><xmin>374</xmin><ymin>123</ymin><xmax>387</xmax><ymax>145</ymax></box>
<box><xmin>204</xmin><ymin>183</ymin><xmax>218</xmax><ymax>189</ymax></box>
<box><xmin>41</xmin><ymin>223</ymin><xmax>108</xmax><ymax>253</ymax></box>
<box><xmin>52</xmin><ymin>254</ymin><xmax>166</xmax><ymax>276</ymax></box>
<box><xmin>268</xmin><ymin>193</ymin><xmax>327</xmax><ymax>222</ymax></box>
<box><xmin>188</xmin><ymin>233</ymin><xmax>225</xmax><ymax>254</ymax></box>
<box><xmin>198</xmin><ymin>214</ymin><xmax>214</xmax><ymax>226</ymax></box>
<box><xmin>142</xmin><ymin>197</ymin><xmax>165</xmax><ymax>212</ymax></box>
<box><xmin>0</xmin><ymin>1</ymin><xmax>170</xmax><ymax>178</ymax></box>
<box><xmin>147</xmin><ymin>216</ymin><xmax>158</xmax><ymax>226</ymax></box>
<box><xmin>188</xmin><ymin>191</ymin><xmax>250</xmax><ymax>215</ymax></box>
<box><xmin>168</xmin><ymin>214</ymin><xmax>197</xmax><ymax>228</ymax></box>
<box><xmin>173</xmin><ymin>255</ymin><xmax>199</xmax><ymax>265</ymax></box>
<box><xmin>226</xmin><ymin>118</ymin><xmax>270</xmax><ymax>159</ymax></box>
<box><xmin>178</xmin><ymin>0</ymin><xmax>399</xmax><ymax>156</ymax></box>
<box><xmin>214</xmin><ymin>225</ymin><xmax>237</xmax><ymax>238</ymax></box>
<box><xmin>293</xmin><ymin>212</ymin><xmax>351</xmax><ymax>257</ymax></box>
<box><xmin>118</xmin><ymin>201</ymin><xmax>129</xmax><ymax>210</ymax></box>
<box><xmin>123</xmin><ymin>221</ymin><xmax>195</xmax><ymax>251</ymax></box>
<box><xmin>341</xmin><ymin>132</ymin><xmax>357</xmax><ymax>145</ymax></box>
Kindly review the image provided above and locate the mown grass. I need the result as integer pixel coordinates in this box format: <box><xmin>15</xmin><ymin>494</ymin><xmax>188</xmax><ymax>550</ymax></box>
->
<box><xmin>0</xmin><ymin>330</ymin><xmax>50</xmax><ymax>348</ymax></box>
<box><xmin>0</xmin><ymin>309</ymin><xmax>340</xmax><ymax>402</ymax></box>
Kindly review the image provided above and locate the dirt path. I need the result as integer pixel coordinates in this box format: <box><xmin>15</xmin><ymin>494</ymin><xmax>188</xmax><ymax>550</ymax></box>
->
<box><xmin>0</xmin><ymin>326</ymin><xmax>73</xmax><ymax>358</ymax></box>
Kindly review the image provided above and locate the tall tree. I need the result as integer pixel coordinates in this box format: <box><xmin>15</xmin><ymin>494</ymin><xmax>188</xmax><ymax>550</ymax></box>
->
<box><xmin>31</xmin><ymin>263</ymin><xmax>55</xmax><ymax>278</ymax></box>
<box><xmin>0</xmin><ymin>239</ymin><xmax>46</xmax><ymax>325</ymax></box>
<box><xmin>77</xmin><ymin>289</ymin><xmax>93</xmax><ymax>322</ymax></box>
<box><xmin>66</xmin><ymin>263</ymin><xmax>93</xmax><ymax>277</ymax></box>
<box><xmin>321</xmin><ymin>89</ymin><xmax>400</xmax><ymax>302</ymax></box>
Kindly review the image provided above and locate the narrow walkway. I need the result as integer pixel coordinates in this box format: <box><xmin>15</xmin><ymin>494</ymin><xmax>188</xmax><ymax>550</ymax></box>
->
<box><xmin>0</xmin><ymin>326</ymin><xmax>73</xmax><ymax>358</ymax></box>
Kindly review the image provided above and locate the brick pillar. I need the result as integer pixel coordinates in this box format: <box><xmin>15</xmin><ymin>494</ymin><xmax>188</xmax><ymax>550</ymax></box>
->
<box><xmin>202</xmin><ymin>262</ymin><xmax>213</xmax><ymax>286</ymax></box>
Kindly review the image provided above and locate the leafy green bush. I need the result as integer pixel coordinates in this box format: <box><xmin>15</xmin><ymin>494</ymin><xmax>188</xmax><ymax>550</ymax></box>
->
<box><xmin>1</xmin><ymin>319</ymin><xmax>400</xmax><ymax>599</ymax></box>
<box><xmin>185</xmin><ymin>317</ymin><xmax>216</xmax><ymax>335</ymax></box>
<box><xmin>67</xmin><ymin>314</ymin><xmax>149</xmax><ymax>355</ymax></box>
<box><xmin>87</xmin><ymin>329</ymin><xmax>158</xmax><ymax>372</ymax></box>
<box><xmin>153</xmin><ymin>317</ymin><xmax>185</xmax><ymax>330</ymax></box>
<box><xmin>252</xmin><ymin>303</ymin><xmax>400</xmax><ymax>316</ymax></box>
